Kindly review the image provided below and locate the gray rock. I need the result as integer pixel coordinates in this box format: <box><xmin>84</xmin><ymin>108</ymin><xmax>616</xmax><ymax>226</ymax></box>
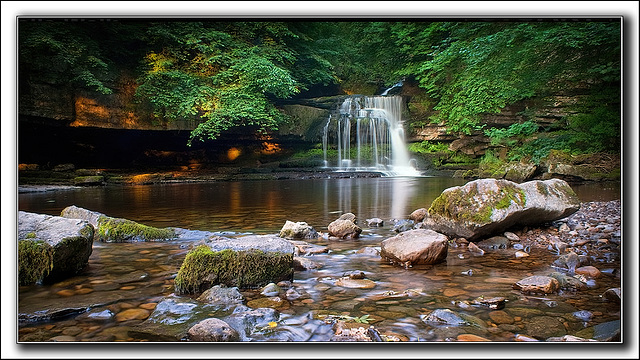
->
<box><xmin>18</xmin><ymin>211</ymin><xmax>94</xmax><ymax>284</ymax></box>
<box><xmin>224</xmin><ymin>307</ymin><xmax>279</xmax><ymax>341</ymax></box>
<box><xmin>381</xmin><ymin>229</ymin><xmax>448</xmax><ymax>267</ymax></box>
<box><xmin>328</xmin><ymin>213</ymin><xmax>362</xmax><ymax>239</ymax></box>
<box><xmin>365</xmin><ymin>218</ymin><xmax>384</xmax><ymax>227</ymax></box>
<box><xmin>196</xmin><ymin>285</ymin><xmax>244</xmax><ymax>306</ymax></box>
<box><xmin>476</xmin><ymin>236</ymin><xmax>510</xmax><ymax>250</ymax></box>
<box><xmin>392</xmin><ymin>219</ymin><xmax>415</xmax><ymax>233</ymax></box>
<box><xmin>188</xmin><ymin>318</ymin><xmax>239</xmax><ymax>342</ymax></box>
<box><xmin>293</xmin><ymin>256</ymin><xmax>322</xmax><ymax>271</ymax></box>
<box><xmin>421</xmin><ymin>308</ymin><xmax>467</xmax><ymax>326</ymax></box>
<box><xmin>278</xmin><ymin>221</ymin><xmax>319</xmax><ymax>240</ymax></box>
<box><xmin>425</xmin><ymin>178</ymin><xmax>580</xmax><ymax>241</ymax></box>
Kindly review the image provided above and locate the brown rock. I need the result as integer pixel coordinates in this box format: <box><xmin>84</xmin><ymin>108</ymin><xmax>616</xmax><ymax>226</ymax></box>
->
<box><xmin>489</xmin><ymin>310</ymin><xmax>515</xmax><ymax>325</ymax></box>
<box><xmin>380</xmin><ymin>229</ymin><xmax>448</xmax><ymax>267</ymax></box>
<box><xmin>409</xmin><ymin>208</ymin><xmax>428</xmax><ymax>223</ymax></box>
<box><xmin>457</xmin><ymin>334</ymin><xmax>491</xmax><ymax>342</ymax></box>
<box><xmin>115</xmin><ymin>308</ymin><xmax>151</xmax><ymax>322</ymax></box>
<box><xmin>575</xmin><ymin>266</ymin><xmax>601</xmax><ymax>279</ymax></box>
<box><xmin>513</xmin><ymin>275</ymin><xmax>559</xmax><ymax>294</ymax></box>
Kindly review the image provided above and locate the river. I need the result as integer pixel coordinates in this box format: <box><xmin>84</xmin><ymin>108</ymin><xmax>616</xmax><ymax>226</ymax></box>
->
<box><xmin>16</xmin><ymin>177</ymin><xmax>622</xmax><ymax>342</ymax></box>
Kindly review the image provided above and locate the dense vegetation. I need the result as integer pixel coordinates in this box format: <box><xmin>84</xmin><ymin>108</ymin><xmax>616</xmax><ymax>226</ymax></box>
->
<box><xmin>19</xmin><ymin>18</ymin><xmax>621</xmax><ymax>161</ymax></box>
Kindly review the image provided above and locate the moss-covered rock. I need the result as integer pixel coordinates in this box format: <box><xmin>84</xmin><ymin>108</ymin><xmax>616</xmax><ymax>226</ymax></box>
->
<box><xmin>425</xmin><ymin>178</ymin><xmax>579</xmax><ymax>240</ymax></box>
<box><xmin>543</xmin><ymin>150</ymin><xmax>621</xmax><ymax>181</ymax></box>
<box><xmin>18</xmin><ymin>211</ymin><xmax>94</xmax><ymax>284</ymax></box>
<box><xmin>61</xmin><ymin>205</ymin><xmax>175</xmax><ymax>242</ymax></box>
<box><xmin>174</xmin><ymin>235</ymin><xmax>295</xmax><ymax>294</ymax></box>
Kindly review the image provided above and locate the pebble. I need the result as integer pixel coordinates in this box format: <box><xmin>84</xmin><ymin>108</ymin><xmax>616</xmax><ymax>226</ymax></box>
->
<box><xmin>489</xmin><ymin>310</ymin><xmax>515</xmax><ymax>324</ymax></box>
<box><xmin>56</xmin><ymin>290</ymin><xmax>75</xmax><ymax>297</ymax></box>
<box><xmin>457</xmin><ymin>334</ymin><xmax>491</xmax><ymax>341</ymax></box>
<box><xmin>115</xmin><ymin>308</ymin><xmax>151</xmax><ymax>322</ymax></box>
<box><xmin>335</xmin><ymin>277</ymin><xmax>376</xmax><ymax>289</ymax></box>
<box><xmin>442</xmin><ymin>288</ymin><xmax>467</xmax><ymax>297</ymax></box>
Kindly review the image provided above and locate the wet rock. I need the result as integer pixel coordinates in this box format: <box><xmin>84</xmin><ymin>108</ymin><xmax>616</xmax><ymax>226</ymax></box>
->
<box><xmin>392</xmin><ymin>219</ymin><xmax>415</xmax><ymax>233</ymax></box>
<box><xmin>260</xmin><ymin>283</ymin><xmax>281</xmax><ymax>297</ymax></box>
<box><xmin>335</xmin><ymin>277</ymin><xmax>376</xmax><ymax>289</ymax></box>
<box><xmin>575</xmin><ymin>266</ymin><xmax>601</xmax><ymax>279</ymax></box>
<box><xmin>457</xmin><ymin>333</ymin><xmax>491</xmax><ymax>342</ymax></box>
<box><xmin>421</xmin><ymin>308</ymin><xmax>467</xmax><ymax>326</ymax></box>
<box><xmin>546</xmin><ymin>335</ymin><xmax>597</xmax><ymax>342</ymax></box>
<box><xmin>513</xmin><ymin>275</ymin><xmax>559</xmax><ymax>294</ymax></box>
<box><xmin>470</xmin><ymin>296</ymin><xmax>506</xmax><ymax>310</ymax></box>
<box><xmin>355</xmin><ymin>247</ymin><xmax>380</xmax><ymax>256</ymax></box>
<box><xmin>49</xmin><ymin>335</ymin><xmax>77</xmax><ymax>342</ymax></box>
<box><xmin>476</xmin><ymin>236</ymin><xmax>509</xmax><ymax>250</ymax></box>
<box><xmin>549</xmin><ymin>272</ymin><xmax>588</xmax><ymax>291</ymax></box>
<box><xmin>489</xmin><ymin>310</ymin><xmax>514</xmax><ymax>324</ymax></box>
<box><xmin>61</xmin><ymin>205</ymin><xmax>175</xmax><ymax>243</ymax></box>
<box><xmin>224</xmin><ymin>306</ymin><xmax>279</xmax><ymax>341</ymax></box>
<box><xmin>514</xmin><ymin>250</ymin><xmax>529</xmax><ymax>258</ymax></box>
<box><xmin>174</xmin><ymin>235</ymin><xmax>294</xmax><ymax>294</ymax></box>
<box><xmin>328</xmin><ymin>213</ymin><xmax>362</xmax><ymax>239</ymax></box>
<box><xmin>467</xmin><ymin>242</ymin><xmax>485</xmax><ymax>256</ymax></box>
<box><xmin>128</xmin><ymin>296</ymin><xmax>231</xmax><ymax>342</ymax></box>
<box><xmin>365</xmin><ymin>218</ymin><xmax>384</xmax><ymax>227</ymax></box>
<box><xmin>187</xmin><ymin>318</ymin><xmax>239</xmax><ymax>342</ymax></box>
<box><xmin>247</xmin><ymin>297</ymin><xmax>289</xmax><ymax>310</ymax></box>
<box><xmin>284</xmin><ymin>288</ymin><xmax>301</xmax><ymax>301</ymax></box>
<box><xmin>575</xmin><ymin>320</ymin><xmax>621</xmax><ymax>342</ymax></box>
<box><xmin>526</xmin><ymin>316</ymin><xmax>567</xmax><ymax>339</ymax></box>
<box><xmin>115</xmin><ymin>308</ymin><xmax>151</xmax><ymax>322</ymax></box>
<box><xmin>380</xmin><ymin>229</ymin><xmax>448</xmax><ymax>267</ymax></box>
<box><xmin>18</xmin><ymin>211</ymin><xmax>94</xmax><ymax>285</ymax></box>
<box><xmin>343</xmin><ymin>270</ymin><xmax>366</xmax><ymax>279</ymax></box>
<box><xmin>425</xmin><ymin>178</ymin><xmax>580</xmax><ymax>241</ymax></box>
<box><xmin>409</xmin><ymin>208</ymin><xmax>428</xmax><ymax>223</ymax></box>
<box><xmin>572</xmin><ymin>310</ymin><xmax>593</xmax><ymax>322</ymax></box>
<box><xmin>196</xmin><ymin>285</ymin><xmax>244</xmax><ymax>306</ymax></box>
<box><xmin>601</xmin><ymin>288</ymin><xmax>621</xmax><ymax>304</ymax></box>
<box><xmin>504</xmin><ymin>231</ymin><xmax>520</xmax><ymax>242</ymax></box>
<box><xmin>289</xmin><ymin>241</ymin><xmax>328</xmax><ymax>255</ymax></box>
<box><xmin>552</xmin><ymin>252</ymin><xmax>580</xmax><ymax>273</ymax></box>
<box><xmin>293</xmin><ymin>256</ymin><xmax>322</xmax><ymax>271</ymax></box>
<box><xmin>278</xmin><ymin>221</ymin><xmax>319</xmax><ymax>240</ymax></box>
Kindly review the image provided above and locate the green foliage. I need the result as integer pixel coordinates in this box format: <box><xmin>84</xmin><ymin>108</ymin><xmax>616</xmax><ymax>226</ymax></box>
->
<box><xmin>391</xmin><ymin>21</ymin><xmax>621</xmax><ymax>135</ymax></box>
<box><xmin>408</xmin><ymin>141</ymin><xmax>451</xmax><ymax>154</ymax></box>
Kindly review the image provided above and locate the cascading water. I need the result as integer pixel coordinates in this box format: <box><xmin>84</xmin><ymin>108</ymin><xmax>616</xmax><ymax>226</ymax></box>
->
<box><xmin>322</xmin><ymin>95</ymin><xmax>421</xmax><ymax>177</ymax></box>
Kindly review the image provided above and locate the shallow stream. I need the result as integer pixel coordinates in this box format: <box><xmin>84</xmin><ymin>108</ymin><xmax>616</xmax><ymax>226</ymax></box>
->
<box><xmin>17</xmin><ymin>177</ymin><xmax>622</xmax><ymax>342</ymax></box>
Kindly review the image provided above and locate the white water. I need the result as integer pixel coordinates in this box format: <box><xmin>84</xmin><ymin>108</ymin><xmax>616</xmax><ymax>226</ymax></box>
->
<box><xmin>323</xmin><ymin>95</ymin><xmax>421</xmax><ymax>177</ymax></box>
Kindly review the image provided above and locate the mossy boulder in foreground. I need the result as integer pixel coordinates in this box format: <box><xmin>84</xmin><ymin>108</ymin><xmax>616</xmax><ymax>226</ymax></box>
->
<box><xmin>18</xmin><ymin>211</ymin><xmax>94</xmax><ymax>285</ymax></box>
<box><xmin>61</xmin><ymin>205</ymin><xmax>175</xmax><ymax>242</ymax></box>
<box><xmin>174</xmin><ymin>235</ymin><xmax>295</xmax><ymax>294</ymax></box>
<box><xmin>425</xmin><ymin>178</ymin><xmax>580</xmax><ymax>241</ymax></box>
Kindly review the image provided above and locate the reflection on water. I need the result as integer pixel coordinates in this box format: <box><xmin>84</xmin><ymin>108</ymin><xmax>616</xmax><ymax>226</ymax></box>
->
<box><xmin>16</xmin><ymin>177</ymin><xmax>621</xmax><ymax>342</ymax></box>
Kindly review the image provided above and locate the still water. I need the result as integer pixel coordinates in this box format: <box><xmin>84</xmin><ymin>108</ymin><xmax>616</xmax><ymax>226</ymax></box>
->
<box><xmin>17</xmin><ymin>177</ymin><xmax>622</xmax><ymax>342</ymax></box>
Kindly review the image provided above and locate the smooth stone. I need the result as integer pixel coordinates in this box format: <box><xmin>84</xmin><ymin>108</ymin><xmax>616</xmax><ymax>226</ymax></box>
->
<box><xmin>457</xmin><ymin>333</ymin><xmax>491</xmax><ymax>341</ymax></box>
<box><xmin>246</xmin><ymin>296</ymin><xmax>289</xmax><ymax>310</ymax></box>
<box><xmin>513</xmin><ymin>275</ymin><xmax>559</xmax><ymax>294</ymax></box>
<box><xmin>49</xmin><ymin>335</ymin><xmax>77</xmax><ymax>342</ymax></box>
<box><xmin>115</xmin><ymin>308</ymin><xmax>151</xmax><ymax>322</ymax></box>
<box><xmin>335</xmin><ymin>277</ymin><xmax>376</xmax><ymax>289</ymax></box>
<box><xmin>525</xmin><ymin>316</ymin><xmax>567</xmax><ymax>339</ymax></box>
<box><xmin>187</xmin><ymin>318</ymin><xmax>239</xmax><ymax>342</ymax></box>
<box><xmin>575</xmin><ymin>266</ymin><xmax>601</xmax><ymax>278</ymax></box>
<box><xmin>442</xmin><ymin>288</ymin><xmax>467</xmax><ymax>297</ymax></box>
<box><xmin>489</xmin><ymin>310</ymin><xmax>514</xmax><ymax>324</ymax></box>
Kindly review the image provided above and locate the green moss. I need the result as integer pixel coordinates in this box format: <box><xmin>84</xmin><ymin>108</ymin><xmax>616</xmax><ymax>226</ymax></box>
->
<box><xmin>174</xmin><ymin>245</ymin><xmax>293</xmax><ymax>294</ymax></box>
<box><xmin>18</xmin><ymin>239</ymin><xmax>54</xmax><ymax>285</ymax></box>
<box><xmin>25</xmin><ymin>232</ymin><xmax>37</xmax><ymax>239</ymax></box>
<box><xmin>429</xmin><ymin>181</ymin><xmax>526</xmax><ymax>225</ymax></box>
<box><xmin>96</xmin><ymin>216</ymin><xmax>175</xmax><ymax>242</ymax></box>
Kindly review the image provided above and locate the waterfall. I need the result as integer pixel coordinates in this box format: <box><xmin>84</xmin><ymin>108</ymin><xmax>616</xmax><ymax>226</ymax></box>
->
<box><xmin>322</xmin><ymin>95</ymin><xmax>421</xmax><ymax>177</ymax></box>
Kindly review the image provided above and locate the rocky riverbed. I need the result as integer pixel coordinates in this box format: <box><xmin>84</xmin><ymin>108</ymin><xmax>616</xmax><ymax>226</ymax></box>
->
<box><xmin>17</xmin><ymin>196</ymin><xmax>622</xmax><ymax>342</ymax></box>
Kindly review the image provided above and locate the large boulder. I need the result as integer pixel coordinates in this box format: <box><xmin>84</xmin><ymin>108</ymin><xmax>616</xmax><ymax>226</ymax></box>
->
<box><xmin>174</xmin><ymin>235</ymin><xmax>295</xmax><ymax>294</ymax></box>
<box><xmin>18</xmin><ymin>211</ymin><xmax>94</xmax><ymax>285</ymax></box>
<box><xmin>380</xmin><ymin>229</ymin><xmax>448</xmax><ymax>267</ymax></box>
<box><xmin>424</xmin><ymin>178</ymin><xmax>580</xmax><ymax>241</ymax></box>
<box><xmin>327</xmin><ymin>213</ymin><xmax>362</xmax><ymax>239</ymax></box>
<box><xmin>61</xmin><ymin>205</ymin><xmax>175</xmax><ymax>242</ymax></box>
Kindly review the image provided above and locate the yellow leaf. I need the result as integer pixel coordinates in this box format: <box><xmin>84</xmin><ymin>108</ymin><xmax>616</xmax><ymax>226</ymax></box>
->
<box><xmin>268</xmin><ymin>321</ymin><xmax>277</xmax><ymax>328</ymax></box>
